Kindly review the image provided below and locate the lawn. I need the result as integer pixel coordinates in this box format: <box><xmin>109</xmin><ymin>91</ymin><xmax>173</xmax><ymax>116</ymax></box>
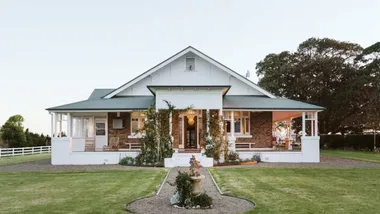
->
<box><xmin>0</xmin><ymin>169</ymin><xmax>167</xmax><ymax>214</ymax></box>
<box><xmin>210</xmin><ymin>168</ymin><xmax>380</xmax><ymax>214</ymax></box>
<box><xmin>321</xmin><ymin>150</ymin><xmax>380</xmax><ymax>163</ymax></box>
<box><xmin>0</xmin><ymin>153</ymin><xmax>51</xmax><ymax>166</ymax></box>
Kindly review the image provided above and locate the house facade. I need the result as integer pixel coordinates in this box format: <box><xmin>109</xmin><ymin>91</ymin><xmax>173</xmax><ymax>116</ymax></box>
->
<box><xmin>47</xmin><ymin>46</ymin><xmax>323</xmax><ymax>167</ymax></box>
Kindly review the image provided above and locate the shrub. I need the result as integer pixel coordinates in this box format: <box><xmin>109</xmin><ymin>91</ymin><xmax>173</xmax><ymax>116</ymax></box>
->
<box><xmin>227</xmin><ymin>151</ymin><xmax>239</xmax><ymax>161</ymax></box>
<box><xmin>119</xmin><ymin>156</ymin><xmax>134</xmax><ymax>165</ymax></box>
<box><xmin>175</xmin><ymin>171</ymin><xmax>193</xmax><ymax>205</ymax></box>
<box><xmin>204</xmin><ymin>138</ymin><xmax>214</xmax><ymax>158</ymax></box>
<box><xmin>320</xmin><ymin>135</ymin><xmax>380</xmax><ymax>151</ymax></box>
<box><xmin>190</xmin><ymin>193</ymin><xmax>213</xmax><ymax>208</ymax></box>
<box><xmin>252</xmin><ymin>153</ymin><xmax>261</xmax><ymax>162</ymax></box>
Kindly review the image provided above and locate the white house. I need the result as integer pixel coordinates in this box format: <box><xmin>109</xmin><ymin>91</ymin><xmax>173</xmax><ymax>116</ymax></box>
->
<box><xmin>47</xmin><ymin>46</ymin><xmax>323</xmax><ymax>167</ymax></box>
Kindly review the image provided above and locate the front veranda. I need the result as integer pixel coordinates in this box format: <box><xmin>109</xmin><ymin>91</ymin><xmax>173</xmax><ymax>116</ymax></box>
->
<box><xmin>50</xmin><ymin>108</ymin><xmax>320</xmax><ymax>166</ymax></box>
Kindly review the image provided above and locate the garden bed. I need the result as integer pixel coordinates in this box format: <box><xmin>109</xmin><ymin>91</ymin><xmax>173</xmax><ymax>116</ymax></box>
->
<box><xmin>214</xmin><ymin>161</ymin><xmax>258</xmax><ymax>167</ymax></box>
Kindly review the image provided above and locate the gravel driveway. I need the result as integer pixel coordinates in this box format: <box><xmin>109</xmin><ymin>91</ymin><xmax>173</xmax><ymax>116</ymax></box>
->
<box><xmin>126</xmin><ymin>168</ymin><xmax>255</xmax><ymax>214</ymax></box>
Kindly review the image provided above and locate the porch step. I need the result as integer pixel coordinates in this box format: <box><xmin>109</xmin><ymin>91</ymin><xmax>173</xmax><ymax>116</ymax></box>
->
<box><xmin>164</xmin><ymin>152</ymin><xmax>213</xmax><ymax>167</ymax></box>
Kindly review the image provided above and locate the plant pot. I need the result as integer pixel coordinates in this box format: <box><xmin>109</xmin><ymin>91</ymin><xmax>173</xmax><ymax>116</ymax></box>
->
<box><xmin>190</xmin><ymin>175</ymin><xmax>205</xmax><ymax>195</ymax></box>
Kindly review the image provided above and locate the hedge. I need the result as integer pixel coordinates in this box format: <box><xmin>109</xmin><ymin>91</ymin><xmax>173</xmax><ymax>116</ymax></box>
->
<box><xmin>320</xmin><ymin>135</ymin><xmax>380</xmax><ymax>151</ymax></box>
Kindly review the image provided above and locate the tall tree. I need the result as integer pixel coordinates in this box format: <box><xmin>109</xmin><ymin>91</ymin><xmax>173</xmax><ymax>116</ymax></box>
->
<box><xmin>0</xmin><ymin>115</ymin><xmax>27</xmax><ymax>147</ymax></box>
<box><xmin>256</xmin><ymin>38</ymin><xmax>364</xmax><ymax>134</ymax></box>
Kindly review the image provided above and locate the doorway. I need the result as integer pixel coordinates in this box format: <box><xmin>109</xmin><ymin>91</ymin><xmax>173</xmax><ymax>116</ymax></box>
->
<box><xmin>95</xmin><ymin>119</ymin><xmax>107</xmax><ymax>151</ymax></box>
<box><xmin>184</xmin><ymin>116</ymin><xmax>197</xmax><ymax>149</ymax></box>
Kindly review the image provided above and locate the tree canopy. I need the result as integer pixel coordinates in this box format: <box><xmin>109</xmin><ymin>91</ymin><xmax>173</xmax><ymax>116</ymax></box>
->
<box><xmin>256</xmin><ymin>38</ymin><xmax>380</xmax><ymax>134</ymax></box>
<box><xmin>0</xmin><ymin>115</ymin><xmax>50</xmax><ymax>148</ymax></box>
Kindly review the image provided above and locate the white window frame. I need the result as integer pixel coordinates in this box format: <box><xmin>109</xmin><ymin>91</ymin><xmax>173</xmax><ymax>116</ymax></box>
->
<box><xmin>129</xmin><ymin>112</ymin><xmax>146</xmax><ymax>138</ymax></box>
<box><xmin>224</xmin><ymin>111</ymin><xmax>251</xmax><ymax>137</ymax></box>
<box><xmin>71</xmin><ymin>116</ymin><xmax>95</xmax><ymax>139</ymax></box>
<box><xmin>185</xmin><ymin>57</ymin><xmax>196</xmax><ymax>71</ymax></box>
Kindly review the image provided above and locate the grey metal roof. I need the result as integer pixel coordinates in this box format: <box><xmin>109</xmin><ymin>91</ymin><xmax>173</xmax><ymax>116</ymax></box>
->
<box><xmin>46</xmin><ymin>96</ymin><xmax>154</xmax><ymax>111</ymax></box>
<box><xmin>223</xmin><ymin>96</ymin><xmax>324</xmax><ymax>110</ymax></box>
<box><xmin>88</xmin><ymin>89</ymin><xmax>114</xmax><ymax>100</ymax></box>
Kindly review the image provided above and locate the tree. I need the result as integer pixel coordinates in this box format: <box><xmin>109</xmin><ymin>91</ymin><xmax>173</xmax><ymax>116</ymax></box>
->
<box><xmin>256</xmin><ymin>37</ymin><xmax>367</xmax><ymax>134</ymax></box>
<box><xmin>0</xmin><ymin>115</ymin><xmax>27</xmax><ymax>147</ymax></box>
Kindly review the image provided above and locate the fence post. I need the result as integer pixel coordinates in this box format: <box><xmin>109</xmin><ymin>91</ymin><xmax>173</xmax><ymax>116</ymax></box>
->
<box><xmin>0</xmin><ymin>148</ymin><xmax>2</xmax><ymax>157</ymax></box>
<box><xmin>32</xmin><ymin>147</ymin><xmax>34</xmax><ymax>155</ymax></box>
<box><xmin>22</xmin><ymin>148</ymin><xmax>24</xmax><ymax>155</ymax></box>
<box><xmin>12</xmin><ymin>148</ymin><xmax>15</xmax><ymax>157</ymax></box>
<box><xmin>40</xmin><ymin>146</ymin><xmax>42</xmax><ymax>154</ymax></box>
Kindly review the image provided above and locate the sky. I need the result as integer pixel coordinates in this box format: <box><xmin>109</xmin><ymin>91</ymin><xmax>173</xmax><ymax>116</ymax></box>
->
<box><xmin>1</xmin><ymin>0</ymin><xmax>379</xmax><ymax>135</ymax></box>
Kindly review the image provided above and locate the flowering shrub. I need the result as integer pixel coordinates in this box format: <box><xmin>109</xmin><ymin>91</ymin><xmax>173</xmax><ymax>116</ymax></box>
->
<box><xmin>189</xmin><ymin>155</ymin><xmax>201</xmax><ymax>177</ymax></box>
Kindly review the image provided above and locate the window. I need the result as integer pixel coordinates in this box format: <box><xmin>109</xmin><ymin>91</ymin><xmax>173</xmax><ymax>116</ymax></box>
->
<box><xmin>72</xmin><ymin>117</ymin><xmax>82</xmax><ymax>137</ymax></box>
<box><xmin>131</xmin><ymin>112</ymin><xmax>146</xmax><ymax>136</ymax></box>
<box><xmin>70</xmin><ymin>117</ymin><xmax>96</xmax><ymax>138</ymax></box>
<box><xmin>223</xmin><ymin>111</ymin><xmax>231</xmax><ymax>133</ymax></box>
<box><xmin>83</xmin><ymin>117</ymin><xmax>94</xmax><ymax>137</ymax></box>
<box><xmin>95</xmin><ymin>122</ymin><xmax>106</xmax><ymax>136</ymax></box>
<box><xmin>186</xmin><ymin>58</ymin><xmax>195</xmax><ymax>71</ymax></box>
<box><xmin>223</xmin><ymin>111</ymin><xmax>250</xmax><ymax>135</ymax></box>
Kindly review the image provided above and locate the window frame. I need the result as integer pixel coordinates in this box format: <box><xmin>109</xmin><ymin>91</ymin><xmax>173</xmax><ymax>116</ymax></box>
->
<box><xmin>185</xmin><ymin>57</ymin><xmax>196</xmax><ymax>71</ymax></box>
<box><xmin>223</xmin><ymin>111</ymin><xmax>251</xmax><ymax>136</ymax></box>
<box><xmin>129</xmin><ymin>112</ymin><xmax>146</xmax><ymax>138</ymax></box>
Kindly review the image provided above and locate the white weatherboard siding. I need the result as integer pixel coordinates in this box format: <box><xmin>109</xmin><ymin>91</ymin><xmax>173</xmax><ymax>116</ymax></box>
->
<box><xmin>51</xmin><ymin>138</ymin><xmax>139</xmax><ymax>165</ymax></box>
<box><xmin>238</xmin><ymin>136</ymin><xmax>320</xmax><ymax>163</ymax></box>
<box><xmin>117</xmin><ymin>55</ymin><xmax>264</xmax><ymax>96</ymax></box>
<box><xmin>155</xmin><ymin>88</ymin><xmax>223</xmax><ymax>110</ymax></box>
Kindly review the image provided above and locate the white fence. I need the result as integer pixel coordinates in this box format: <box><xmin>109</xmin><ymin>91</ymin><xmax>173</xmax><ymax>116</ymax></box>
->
<box><xmin>0</xmin><ymin>146</ymin><xmax>51</xmax><ymax>157</ymax></box>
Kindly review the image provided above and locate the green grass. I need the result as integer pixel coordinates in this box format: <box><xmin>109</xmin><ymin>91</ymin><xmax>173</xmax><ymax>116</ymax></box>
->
<box><xmin>321</xmin><ymin>150</ymin><xmax>380</xmax><ymax>163</ymax></box>
<box><xmin>210</xmin><ymin>168</ymin><xmax>380</xmax><ymax>214</ymax></box>
<box><xmin>0</xmin><ymin>153</ymin><xmax>51</xmax><ymax>166</ymax></box>
<box><xmin>0</xmin><ymin>169</ymin><xmax>167</xmax><ymax>214</ymax></box>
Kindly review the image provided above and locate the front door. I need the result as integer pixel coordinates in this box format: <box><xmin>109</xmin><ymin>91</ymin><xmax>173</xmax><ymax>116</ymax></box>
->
<box><xmin>184</xmin><ymin>116</ymin><xmax>197</xmax><ymax>149</ymax></box>
<box><xmin>95</xmin><ymin>119</ymin><xmax>107</xmax><ymax>151</ymax></box>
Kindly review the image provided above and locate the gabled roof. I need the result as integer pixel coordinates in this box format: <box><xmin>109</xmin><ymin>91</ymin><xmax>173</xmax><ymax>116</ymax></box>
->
<box><xmin>88</xmin><ymin>89</ymin><xmax>114</xmax><ymax>99</ymax></box>
<box><xmin>103</xmin><ymin>46</ymin><xmax>276</xmax><ymax>99</ymax></box>
<box><xmin>223</xmin><ymin>95</ymin><xmax>324</xmax><ymax>110</ymax></box>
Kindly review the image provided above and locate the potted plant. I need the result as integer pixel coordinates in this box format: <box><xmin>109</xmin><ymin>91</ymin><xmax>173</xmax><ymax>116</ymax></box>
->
<box><xmin>189</xmin><ymin>155</ymin><xmax>205</xmax><ymax>195</ymax></box>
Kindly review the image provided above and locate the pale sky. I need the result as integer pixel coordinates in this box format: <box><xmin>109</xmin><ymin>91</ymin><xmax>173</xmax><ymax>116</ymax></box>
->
<box><xmin>1</xmin><ymin>0</ymin><xmax>379</xmax><ymax>135</ymax></box>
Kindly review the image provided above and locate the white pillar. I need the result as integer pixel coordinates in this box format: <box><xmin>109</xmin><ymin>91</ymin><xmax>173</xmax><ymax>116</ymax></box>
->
<box><xmin>58</xmin><ymin>114</ymin><xmax>62</xmax><ymax>137</ymax></box>
<box><xmin>67</xmin><ymin>113</ymin><xmax>71</xmax><ymax>138</ymax></box>
<box><xmin>311</xmin><ymin>116</ymin><xmax>314</xmax><ymax>136</ymax></box>
<box><xmin>314</xmin><ymin>112</ymin><xmax>318</xmax><ymax>136</ymax></box>
<box><xmin>54</xmin><ymin>113</ymin><xmax>59</xmax><ymax>137</ymax></box>
<box><xmin>50</xmin><ymin>112</ymin><xmax>55</xmax><ymax>137</ymax></box>
<box><xmin>231</xmin><ymin>111</ymin><xmax>235</xmax><ymax>138</ymax></box>
<box><xmin>302</xmin><ymin>112</ymin><xmax>306</xmax><ymax>137</ymax></box>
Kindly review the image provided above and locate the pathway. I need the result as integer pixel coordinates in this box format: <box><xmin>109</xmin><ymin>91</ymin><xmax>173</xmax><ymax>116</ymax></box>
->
<box><xmin>126</xmin><ymin>167</ymin><xmax>255</xmax><ymax>214</ymax></box>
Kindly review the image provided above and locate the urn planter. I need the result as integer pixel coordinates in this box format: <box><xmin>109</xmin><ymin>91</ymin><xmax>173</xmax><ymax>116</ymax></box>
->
<box><xmin>190</xmin><ymin>174</ymin><xmax>205</xmax><ymax>195</ymax></box>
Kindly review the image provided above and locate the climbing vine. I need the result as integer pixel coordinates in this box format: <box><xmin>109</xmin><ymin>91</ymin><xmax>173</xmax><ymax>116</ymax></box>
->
<box><xmin>204</xmin><ymin>110</ymin><xmax>229</xmax><ymax>161</ymax></box>
<box><xmin>136</xmin><ymin>100</ymin><xmax>191</xmax><ymax>165</ymax></box>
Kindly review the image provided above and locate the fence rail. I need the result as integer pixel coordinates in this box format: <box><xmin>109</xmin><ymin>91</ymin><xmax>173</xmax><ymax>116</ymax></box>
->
<box><xmin>0</xmin><ymin>146</ymin><xmax>51</xmax><ymax>157</ymax></box>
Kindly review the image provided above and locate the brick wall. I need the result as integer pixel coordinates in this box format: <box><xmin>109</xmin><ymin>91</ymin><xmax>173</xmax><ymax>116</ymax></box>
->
<box><xmin>172</xmin><ymin>112</ymin><xmax>179</xmax><ymax>148</ymax></box>
<box><xmin>236</xmin><ymin>112</ymin><xmax>273</xmax><ymax>148</ymax></box>
<box><xmin>107</xmin><ymin>112</ymin><xmax>139</xmax><ymax>148</ymax></box>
